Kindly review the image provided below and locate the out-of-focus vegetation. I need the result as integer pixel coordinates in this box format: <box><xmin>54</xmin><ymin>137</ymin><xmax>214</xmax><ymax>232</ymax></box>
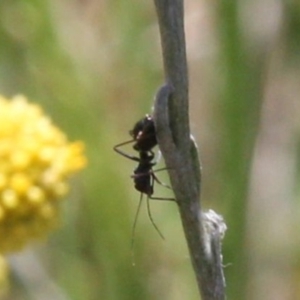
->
<box><xmin>0</xmin><ymin>0</ymin><xmax>300</xmax><ymax>299</ymax></box>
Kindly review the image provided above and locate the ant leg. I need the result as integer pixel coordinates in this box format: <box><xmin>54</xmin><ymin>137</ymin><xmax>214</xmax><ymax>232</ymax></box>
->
<box><xmin>150</xmin><ymin>173</ymin><xmax>175</xmax><ymax>201</ymax></box>
<box><xmin>149</xmin><ymin>195</ymin><xmax>175</xmax><ymax>201</ymax></box>
<box><xmin>131</xmin><ymin>193</ymin><xmax>143</xmax><ymax>250</ymax></box>
<box><xmin>132</xmin><ymin>167</ymin><xmax>170</xmax><ymax>179</ymax></box>
<box><xmin>146</xmin><ymin>195</ymin><xmax>165</xmax><ymax>240</ymax></box>
<box><xmin>131</xmin><ymin>193</ymin><xmax>144</xmax><ymax>266</ymax></box>
<box><xmin>151</xmin><ymin>167</ymin><xmax>174</xmax><ymax>190</ymax></box>
<box><xmin>152</xmin><ymin>173</ymin><xmax>172</xmax><ymax>190</ymax></box>
<box><xmin>131</xmin><ymin>170</ymin><xmax>174</xmax><ymax>194</ymax></box>
<box><xmin>113</xmin><ymin>140</ymin><xmax>140</xmax><ymax>162</ymax></box>
<box><xmin>152</xmin><ymin>167</ymin><xmax>172</xmax><ymax>172</ymax></box>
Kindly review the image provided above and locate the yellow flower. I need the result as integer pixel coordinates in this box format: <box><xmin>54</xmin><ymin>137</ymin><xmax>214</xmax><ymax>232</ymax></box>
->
<box><xmin>0</xmin><ymin>95</ymin><xmax>86</xmax><ymax>253</ymax></box>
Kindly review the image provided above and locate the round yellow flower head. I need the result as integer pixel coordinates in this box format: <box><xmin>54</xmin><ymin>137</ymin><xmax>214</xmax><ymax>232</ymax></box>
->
<box><xmin>0</xmin><ymin>95</ymin><xmax>86</xmax><ymax>253</ymax></box>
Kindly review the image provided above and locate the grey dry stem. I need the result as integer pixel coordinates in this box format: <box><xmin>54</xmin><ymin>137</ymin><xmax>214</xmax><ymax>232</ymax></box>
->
<box><xmin>153</xmin><ymin>1</ymin><xmax>226</xmax><ymax>299</ymax></box>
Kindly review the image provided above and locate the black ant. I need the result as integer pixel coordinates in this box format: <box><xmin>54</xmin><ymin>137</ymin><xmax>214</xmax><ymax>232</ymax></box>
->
<box><xmin>114</xmin><ymin>114</ymin><xmax>174</xmax><ymax>241</ymax></box>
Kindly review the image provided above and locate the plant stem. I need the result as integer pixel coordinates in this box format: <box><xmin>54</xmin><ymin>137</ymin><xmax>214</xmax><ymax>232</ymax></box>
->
<box><xmin>152</xmin><ymin>1</ymin><xmax>227</xmax><ymax>299</ymax></box>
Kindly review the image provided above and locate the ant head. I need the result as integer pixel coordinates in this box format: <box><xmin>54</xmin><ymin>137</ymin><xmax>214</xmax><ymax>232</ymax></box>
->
<box><xmin>129</xmin><ymin>115</ymin><xmax>152</xmax><ymax>140</ymax></box>
<box><xmin>130</xmin><ymin>115</ymin><xmax>157</xmax><ymax>152</ymax></box>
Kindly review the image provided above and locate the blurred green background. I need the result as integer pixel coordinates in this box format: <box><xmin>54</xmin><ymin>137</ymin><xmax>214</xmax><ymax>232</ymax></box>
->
<box><xmin>1</xmin><ymin>0</ymin><xmax>300</xmax><ymax>299</ymax></box>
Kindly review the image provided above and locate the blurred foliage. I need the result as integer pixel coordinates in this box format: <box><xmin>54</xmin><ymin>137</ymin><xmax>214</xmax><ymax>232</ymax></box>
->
<box><xmin>0</xmin><ymin>0</ymin><xmax>300</xmax><ymax>300</ymax></box>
